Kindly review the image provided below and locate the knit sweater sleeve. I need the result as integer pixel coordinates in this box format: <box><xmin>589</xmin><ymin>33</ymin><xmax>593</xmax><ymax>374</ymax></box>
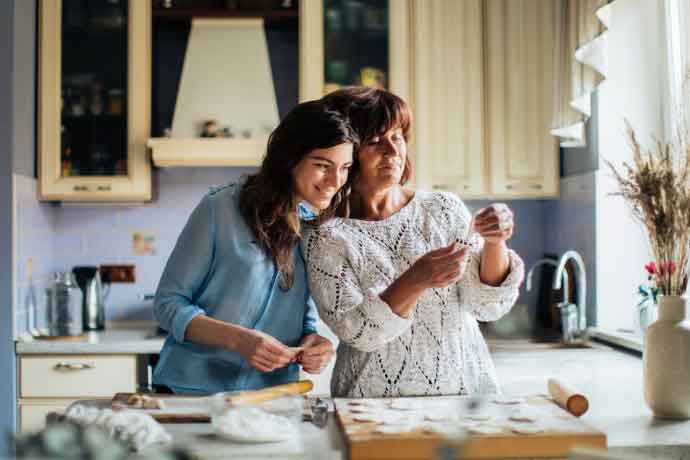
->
<box><xmin>303</xmin><ymin>226</ymin><xmax>412</xmax><ymax>353</ymax></box>
<box><xmin>433</xmin><ymin>192</ymin><xmax>525</xmax><ymax>322</ymax></box>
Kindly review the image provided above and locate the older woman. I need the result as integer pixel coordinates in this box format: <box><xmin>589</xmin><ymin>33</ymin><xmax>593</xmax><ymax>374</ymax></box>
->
<box><xmin>303</xmin><ymin>87</ymin><xmax>524</xmax><ymax>398</ymax></box>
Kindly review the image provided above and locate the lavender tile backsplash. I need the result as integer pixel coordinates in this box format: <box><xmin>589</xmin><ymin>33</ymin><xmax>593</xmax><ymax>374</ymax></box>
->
<box><xmin>14</xmin><ymin>168</ymin><xmax>580</xmax><ymax>335</ymax></box>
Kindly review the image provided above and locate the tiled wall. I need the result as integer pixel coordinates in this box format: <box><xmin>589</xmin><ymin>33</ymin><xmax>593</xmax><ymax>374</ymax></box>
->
<box><xmin>13</xmin><ymin>169</ymin><xmax>551</xmax><ymax>334</ymax></box>
<box><xmin>542</xmin><ymin>172</ymin><xmax>597</xmax><ymax>326</ymax></box>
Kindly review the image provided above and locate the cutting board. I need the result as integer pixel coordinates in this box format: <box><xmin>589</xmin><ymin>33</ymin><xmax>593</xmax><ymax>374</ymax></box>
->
<box><xmin>112</xmin><ymin>393</ymin><xmax>210</xmax><ymax>423</ymax></box>
<box><xmin>334</xmin><ymin>395</ymin><xmax>606</xmax><ymax>460</ymax></box>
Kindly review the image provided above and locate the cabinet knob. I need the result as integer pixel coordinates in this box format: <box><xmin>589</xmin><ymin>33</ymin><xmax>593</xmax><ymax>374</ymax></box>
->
<box><xmin>54</xmin><ymin>362</ymin><xmax>95</xmax><ymax>371</ymax></box>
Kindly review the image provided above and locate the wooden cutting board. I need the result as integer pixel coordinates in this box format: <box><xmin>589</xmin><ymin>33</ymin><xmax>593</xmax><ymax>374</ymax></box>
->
<box><xmin>334</xmin><ymin>395</ymin><xmax>606</xmax><ymax>460</ymax></box>
<box><xmin>112</xmin><ymin>393</ymin><xmax>210</xmax><ymax>423</ymax></box>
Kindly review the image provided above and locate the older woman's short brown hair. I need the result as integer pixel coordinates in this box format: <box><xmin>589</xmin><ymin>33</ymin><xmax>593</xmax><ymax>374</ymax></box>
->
<box><xmin>322</xmin><ymin>87</ymin><xmax>413</xmax><ymax>185</ymax></box>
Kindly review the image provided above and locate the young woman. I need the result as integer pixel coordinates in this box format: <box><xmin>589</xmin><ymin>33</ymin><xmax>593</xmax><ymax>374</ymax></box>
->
<box><xmin>304</xmin><ymin>87</ymin><xmax>524</xmax><ymax>397</ymax></box>
<box><xmin>153</xmin><ymin>100</ymin><xmax>358</xmax><ymax>395</ymax></box>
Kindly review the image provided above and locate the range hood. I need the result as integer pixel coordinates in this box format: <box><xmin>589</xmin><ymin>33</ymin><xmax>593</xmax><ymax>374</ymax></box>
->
<box><xmin>149</xmin><ymin>18</ymin><xmax>279</xmax><ymax>167</ymax></box>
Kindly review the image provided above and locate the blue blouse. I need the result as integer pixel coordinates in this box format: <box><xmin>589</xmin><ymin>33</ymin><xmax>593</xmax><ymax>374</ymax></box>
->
<box><xmin>153</xmin><ymin>183</ymin><xmax>318</xmax><ymax>395</ymax></box>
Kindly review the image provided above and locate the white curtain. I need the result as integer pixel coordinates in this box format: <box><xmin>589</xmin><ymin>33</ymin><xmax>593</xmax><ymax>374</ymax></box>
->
<box><xmin>551</xmin><ymin>0</ymin><xmax>613</xmax><ymax>147</ymax></box>
<box><xmin>665</xmin><ymin>0</ymin><xmax>690</xmax><ymax>138</ymax></box>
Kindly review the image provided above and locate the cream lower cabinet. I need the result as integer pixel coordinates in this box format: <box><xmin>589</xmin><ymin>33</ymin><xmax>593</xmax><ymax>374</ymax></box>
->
<box><xmin>18</xmin><ymin>355</ymin><xmax>137</xmax><ymax>431</ymax></box>
<box><xmin>411</xmin><ymin>0</ymin><xmax>558</xmax><ymax>199</ymax></box>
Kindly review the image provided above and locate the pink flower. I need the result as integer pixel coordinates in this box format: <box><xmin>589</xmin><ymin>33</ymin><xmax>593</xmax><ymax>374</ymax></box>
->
<box><xmin>645</xmin><ymin>261</ymin><xmax>658</xmax><ymax>275</ymax></box>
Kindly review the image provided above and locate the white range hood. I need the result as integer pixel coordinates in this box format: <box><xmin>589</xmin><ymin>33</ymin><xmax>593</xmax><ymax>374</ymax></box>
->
<box><xmin>149</xmin><ymin>18</ymin><xmax>279</xmax><ymax>167</ymax></box>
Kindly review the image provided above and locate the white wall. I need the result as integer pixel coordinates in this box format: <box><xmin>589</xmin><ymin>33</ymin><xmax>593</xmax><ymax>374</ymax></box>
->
<box><xmin>596</xmin><ymin>0</ymin><xmax>667</xmax><ymax>331</ymax></box>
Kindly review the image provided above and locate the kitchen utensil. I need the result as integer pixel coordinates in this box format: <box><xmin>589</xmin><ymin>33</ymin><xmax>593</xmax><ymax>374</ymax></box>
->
<box><xmin>112</xmin><ymin>380</ymin><xmax>314</xmax><ymax>424</ymax></box>
<box><xmin>72</xmin><ymin>266</ymin><xmax>109</xmax><ymax>330</ymax></box>
<box><xmin>25</xmin><ymin>258</ymin><xmax>40</xmax><ymax>337</ymax></box>
<box><xmin>45</xmin><ymin>271</ymin><xmax>83</xmax><ymax>337</ymax></box>
<box><xmin>548</xmin><ymin>378</ymin><xmax>589</xmax><ymax>417</ymax></box>
<box><xmin>223</xmin><ymin>380</ymin><xmax>313</xmax><ymax>406</ymax></box>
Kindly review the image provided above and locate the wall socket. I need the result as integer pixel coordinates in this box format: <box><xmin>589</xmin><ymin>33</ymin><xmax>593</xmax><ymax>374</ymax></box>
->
<box><xmin>100</xmin><ymin>264</ymin><xmax>136</xmax><ymax>283</ymax></box>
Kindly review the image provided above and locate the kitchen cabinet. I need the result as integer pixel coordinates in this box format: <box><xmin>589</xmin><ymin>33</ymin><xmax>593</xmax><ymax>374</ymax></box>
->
<box><xmin>38</xmin><ymin>0</ymin><xmax>152</xmax><ymax>202</ymax></box>
<box><xmin>411</xmin><ymin>0</ymin><xmax>558</xmax><ymax>198</ymax></box>
<box><xmin>18</xmin><ymin>354</ymin><xmax>137</xmax><ymax>431</ymax></box>
<box><xmin>299</xmin><ymin>0</ymin><xmax>411</xmax><ymax>103</ymax></box>
<box><xmin>484</xmin><ymin>0</ymin><xmax>558</xmax><ymax>198</ymax></box>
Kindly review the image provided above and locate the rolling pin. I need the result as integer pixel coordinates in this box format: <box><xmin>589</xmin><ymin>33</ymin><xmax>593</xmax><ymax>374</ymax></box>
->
<box><xmin>548</xmin><ymin>378</ymin><xmax>589</xmax><ymax>416</ymax></box>
<box><xmin>225</xmin><ymin>379</ymin><xmax>313</xmax><ymax>406</ymax></box>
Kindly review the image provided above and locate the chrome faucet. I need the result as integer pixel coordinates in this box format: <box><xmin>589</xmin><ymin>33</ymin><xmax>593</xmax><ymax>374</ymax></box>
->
<box><xmin>553</xmin><ymin>250</ymin><xmax>587</xmax><ymax>338</ymax></box>
<box><xmin>526</xmin><ymin>258</ymin><xmax>574</xmax><ymax>342</ymax></box>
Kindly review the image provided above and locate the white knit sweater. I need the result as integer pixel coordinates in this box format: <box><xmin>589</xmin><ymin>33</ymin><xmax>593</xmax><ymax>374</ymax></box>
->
<box><xmin>303</xmin><ymin>191</ymin><xmax>524</xmax><ymax>398</ymax></box>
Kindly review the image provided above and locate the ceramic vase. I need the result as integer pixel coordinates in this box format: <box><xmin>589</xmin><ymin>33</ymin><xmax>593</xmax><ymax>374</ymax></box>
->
<box><xmin>644</xmin><ymin>295</ymin><xmax>690</xmax><ymax>419</ymax></box>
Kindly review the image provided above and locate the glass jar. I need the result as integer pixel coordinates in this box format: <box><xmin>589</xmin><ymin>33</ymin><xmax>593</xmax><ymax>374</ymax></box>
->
<box><xmin>46</xmin><ymin>272</ymin><xmax>83</xmax><ymax>336</ymax></box>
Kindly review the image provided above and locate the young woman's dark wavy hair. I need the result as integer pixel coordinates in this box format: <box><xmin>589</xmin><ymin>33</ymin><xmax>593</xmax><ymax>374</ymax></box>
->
<box><xmin>321</xmin><ymin>87</ymin><xmax>413</xmax><ymax>186</ymax></box>
<box><xmin>239</xmin><ymin>100</ymin><xmax>358</xmax><ymax>290</ymax></box>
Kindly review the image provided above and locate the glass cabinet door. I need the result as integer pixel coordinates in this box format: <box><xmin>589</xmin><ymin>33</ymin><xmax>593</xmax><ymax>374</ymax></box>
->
<box><xmin>39</xmin><ymin>0</ymin><xmax>151</xmax><ymax>202</ymax></box>
<box><xmin>299</xmin><ymin>0</ymin><xmax>409</xmax><ymax>102</ymax></box>
<box><xmin>323</xmin><ymin>0</ymin><xmax>388</xmax><ymax>94</ymax></box>
<box><xmin>61</xmin><ymin>0</ymin><xmax>129</xmax><ymax>177</ymax></box>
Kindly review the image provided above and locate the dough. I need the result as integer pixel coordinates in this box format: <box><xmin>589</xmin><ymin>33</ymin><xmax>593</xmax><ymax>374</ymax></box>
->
<box><xmin>463</xmin><ymin>414</ymin><xmax>493</xmax><ymax>422</ymax></box>
<box><xmin>492</xmin><ymin>396</ymin><xmax>526</xmax><ymax>405</ymax></box>
<box><xmin>466</xmin><ymin>424</ymin><xmax>504</xmax><ymax>435</ymax></box>
<box><xmin>215</xmin><ymin>406</ymin><xmax>298</xmax><ymax>443</ymax></box>
<box><xmin>126</xmin><ymin>394</ymin><xmax>165</xmax><ymax>410</ymax></box>
<box><xmin>424</xmin><ymin>413</ymin><xmax>454</xmax><ymax>422</ymax></box>
<box><xmin>374</xmin><ymin>424</ymin><xmax>414</xmax><ymax>434</ymax></box>
<box><xmin>509</xmin><ymin>423</ymin><xmax>544</xmax><ymax>434</ymax></box>
<box><xmin>389</xmin><ymin>399</ymin><xmax>424</xmax><ymax>411</ymax></box>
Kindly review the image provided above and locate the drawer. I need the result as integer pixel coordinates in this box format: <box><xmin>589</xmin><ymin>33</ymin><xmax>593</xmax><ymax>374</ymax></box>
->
<box><xmin>19</xmin><ymin>399</ymin><xmax>78</xmax><ymax>432</ymax></box>
<box><xmin>20</xmin><ymin>355</ymin><xmax>137</xmax><ymax>398</ymax></box>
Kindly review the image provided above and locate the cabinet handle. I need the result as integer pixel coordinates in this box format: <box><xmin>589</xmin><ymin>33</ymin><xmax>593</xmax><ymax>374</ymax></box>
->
<box><xmin>96</xmin><ymin>185</ymin><xmax>112</xmax><ymax>192</ymax></box>
<box><xmin>528</xmin><ymin>184</ymin><xmax>543</xmax><ymax>190</ymax></box>
<box><xmin>54</xmin><ymin>362</ymin><xmax>95</xmax><ymax>371</ymax></box>
<box><xmin>73</xmin><ymin>185</ymin><xmax>90</xmax><ymax>192</ymax></box>
<box><xmin>432</xmin><ymin>184</ymin><xmax>470</xmax><ymax>191</ymax></box>
<box><xmin>432</xmin><ymin>184</ymin><xmax>450</xmax><ymax>190</ymax></box>
<box><xmin>506</xmin><ymin>184</ymin><xmax>520</xmax><ymax>190</ymax></box>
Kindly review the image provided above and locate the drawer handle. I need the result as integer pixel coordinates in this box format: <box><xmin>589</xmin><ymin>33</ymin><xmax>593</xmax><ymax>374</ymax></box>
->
<box><xmin>73</xmin><ymin>185</ymin><xmax>90</xmax><ymax>192</ymax></box>
<box><xmin>433</xmin><ymin>184</ymin><xmax>470</xmax><ymax>191</ymax></box>
<box><xmin>528</xmin><ymin>184</ymin><xmax>543</xmax><ymax>190</ymax></box>
<box><xmin>54</xmin><ymin>362</ymin><xmax>95</xmax><ymax>371</ymax></box>
<box><xmin>96</xmin><ymin>185</ymin><xmax>112</xmax><ymax>191</ymax></box>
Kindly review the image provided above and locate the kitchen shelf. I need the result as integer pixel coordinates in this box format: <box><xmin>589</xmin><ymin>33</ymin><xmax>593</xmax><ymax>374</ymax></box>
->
<box><xmin>148</xmin><ymin>137</ymin><xmax>267</xmax><ymax>167</ymax></box>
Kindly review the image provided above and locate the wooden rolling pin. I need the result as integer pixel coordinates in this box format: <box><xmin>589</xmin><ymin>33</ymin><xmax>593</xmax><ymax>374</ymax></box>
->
<box><xmin>548</xmin><ymin>378</ymin><xmax>589</xmax><ymax>416</ymax></box>
<box><xmin>225</xmin><ymin>379</ymin><xmax>313</xmax><ymax>406</ymax></box>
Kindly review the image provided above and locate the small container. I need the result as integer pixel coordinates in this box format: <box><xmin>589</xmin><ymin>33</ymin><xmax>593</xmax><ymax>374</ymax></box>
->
<box><xmin>208</xmin><ymin>391</ymin><xmax>302</xmax><ymax>444</ymax></box>
<box><xmin>45</xmin><ymin>272</ymin><xmax>83</xmax><ymax>337</ymax></box>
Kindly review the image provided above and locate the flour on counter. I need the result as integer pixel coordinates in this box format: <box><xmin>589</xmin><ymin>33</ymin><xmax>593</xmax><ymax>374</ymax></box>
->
<box><xmin>214</xmin><ymin>407</ymin><xmax>299</xmax><ymax>443</ymax></box>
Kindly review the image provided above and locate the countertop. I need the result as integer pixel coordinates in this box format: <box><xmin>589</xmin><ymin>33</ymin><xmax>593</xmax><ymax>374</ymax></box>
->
<box><xmin>15</xmin><ymin>323</ymin><xmax>165</xmax><ymax>354</ymax></box>
<box><xmin>53</xmin><ymin>329</ymin><xmax>690</xmax><ymax>458</ymax></box>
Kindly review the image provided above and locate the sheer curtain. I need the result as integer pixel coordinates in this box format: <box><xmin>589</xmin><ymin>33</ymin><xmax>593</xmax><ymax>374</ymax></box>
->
<box><xmin>665</xmin><ymin>0</ymin><xmax>690</xmax><ymax>137</ymax></box>
<box><xmin>550</xmin><ymin>0</ymin><xmax>613</xmax><ymax>147</ymax></box>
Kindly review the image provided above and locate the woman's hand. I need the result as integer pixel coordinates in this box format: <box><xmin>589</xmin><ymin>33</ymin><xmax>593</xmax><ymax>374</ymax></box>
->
<box><xmin>473</xmin><ymin>203</ymin><xmax>514</xmax><ymax>245</ymax></box>
<box><xmin>234</xmin><ymin>329</ymin><xmax>299</xmax><ymax>373</ymax></box>
<box><xmin>406</xmin><ymin>243</ymin><xmax>470</xmax><ymax>289</ymax></box>
<box><xmin>297</xmin><ymin>333</ymin><xmax>334</xmax><ymax>374</ymax></box>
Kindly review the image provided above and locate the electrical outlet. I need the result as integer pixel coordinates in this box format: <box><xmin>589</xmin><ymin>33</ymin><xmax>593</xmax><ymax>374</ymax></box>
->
<box><xmin>100</xmin><ymin>264</ymin><xmax>136</xmax><ymax>283</ymax></box>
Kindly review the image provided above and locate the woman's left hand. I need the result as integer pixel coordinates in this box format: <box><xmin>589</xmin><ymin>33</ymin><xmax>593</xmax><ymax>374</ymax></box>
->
<box><xmin>473</xmin><ymin>203</ymin><xmax>514</xmax><ymax>245</ymax></box>
<box><xmin>298</xmin><ymin>333</ymin><xmax>334</xmax><ymax>374</ymax></box>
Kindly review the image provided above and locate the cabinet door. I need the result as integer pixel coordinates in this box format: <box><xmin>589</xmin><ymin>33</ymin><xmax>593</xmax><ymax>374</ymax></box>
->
<box><xmin>411</xmin><ymin>0</ymin><xmax>485</xmax><ymax>196</ymax></box>
<box><xmin>300</xmin><ymin>0</ymin><xmax>411</xmax><ymax>102</ymax></box>
<box><xmin>19</xmin><ymin>399</ymin><xmax>79</xmax><ymax>432</ymax></box>
<box><xmin>39</xmin><ymin>0</ymin><xmax>151</xmax><ymax>202</ymax></box>
<box><xmin>485</xmin><ymin>0</ymin><xmax>558</xmax><ymax>198</ymax></box>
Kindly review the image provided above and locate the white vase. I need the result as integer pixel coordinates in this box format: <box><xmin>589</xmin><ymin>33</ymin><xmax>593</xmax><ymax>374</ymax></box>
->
<box><xmin>643</xmin><ymin>295</ymin><xmax>690</xmax><ymax>419</ymax></box>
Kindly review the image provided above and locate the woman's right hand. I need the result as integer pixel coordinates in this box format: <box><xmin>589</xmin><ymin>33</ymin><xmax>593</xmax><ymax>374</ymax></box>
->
<box><xmin>233</xmin><ymin>329</ymin><xmax>299</xmax><ymax>373</ymax></box>
<box><xmin>405</xmin><ymin>242</ymin><xmax>470</xmax><ymax>289</ymax></box>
